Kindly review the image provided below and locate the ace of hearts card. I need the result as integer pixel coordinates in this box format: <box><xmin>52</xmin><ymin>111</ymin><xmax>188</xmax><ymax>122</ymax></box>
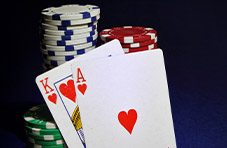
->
<box><xmin>71</xmin><ymin>49</ymin><xmax>177</xmax><ymax>148</ymax></box>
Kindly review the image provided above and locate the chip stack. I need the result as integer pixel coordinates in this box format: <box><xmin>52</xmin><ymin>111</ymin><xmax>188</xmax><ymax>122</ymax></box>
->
<box><xmin>39</xmin><ymin>4</ymin><xmax>100</xmax><ymax>71</ymax></box>
<box><xmin>24</xmin><ymin>104</ymin><xmax>67</xmax><ymax>148</ymax></box>
<box><xmin>100</xmin><ymin>26</ymin><xmax>158</xmax><ymax>54</ymax></box>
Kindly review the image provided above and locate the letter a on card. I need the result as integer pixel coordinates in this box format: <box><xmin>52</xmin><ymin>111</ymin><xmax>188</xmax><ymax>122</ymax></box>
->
<box><xmin>76</xmin><ymin>68</ymin><xmax>87</xmax><ymax>95</ymax></box>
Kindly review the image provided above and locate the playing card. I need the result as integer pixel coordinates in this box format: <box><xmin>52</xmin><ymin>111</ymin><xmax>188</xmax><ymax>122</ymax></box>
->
<box><xmin>71</xmin><ymin>49</ymin><xmax>177</xmax><ymax>148</ymax></box>
<box><xmin>35</xmin><ymin>39</ymin><xmax>124</xmax><ymax>148</ymax></box>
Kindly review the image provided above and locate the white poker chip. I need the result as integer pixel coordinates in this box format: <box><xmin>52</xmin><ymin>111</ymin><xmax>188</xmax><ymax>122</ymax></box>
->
<box><xmin>43</xmin><ymin>15</ymin><xmax>100</xmax><ymax>26</ymax></box>
<box><xmin>41</xmin><ymin>46</ymin><xmax>95</xmax><ymax>56</ymax></box>
<box><xmin>42</xmin><ymin>24</ymin><xmax>97</xmax><ymax>36</ymax></box>
<box><xmin>41</xmin><ymin>40</ymin><xmax>97</xmax><ymax>51</ymax></box>
<box><xmin>44</xmin><ymin>46</ymin><xmax>95</xmax><ymax>61</ymax></box>
<box><xmin>42</xmin><ymin>33</ymin><xmax>98</xmax><ymax>46</ymax></box>
<box><xmin>41</xmin><ymin>21</ymin><xmax>98</xmax><ymax>31</ymax></box>
<box><xmin>42</xmin><ymin>63</ymin><xmax>56</xmax><ymax>71</ymax></box>
<box><xmin>43</xmin><ymin>58</ymin><xmax>67</xmax><ymax>66</ymax></box>
<box><xmin>41</xmin><ymin>4</ymin><xmax>100</xmax><ymax>20</ymax></box>
<box><xmin>42</xmin><ymin>30</ymin><xmax>97</xmax><ymax>41</ymax></box>
<box><xmin>45</xmin><ymin>55</ymin><xmax>80</xmax><ymax>61</ymax></box>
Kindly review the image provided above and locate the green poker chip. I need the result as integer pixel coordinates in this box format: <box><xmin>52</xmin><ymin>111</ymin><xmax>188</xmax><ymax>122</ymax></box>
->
<box><xmin>25</xmin><ymin>125</ymin><xmax>61</xmax><ymax>135</ymax></box>
<box><xmin>24</xmin><ymin>104</ymin><xmax>57</xmax><ymax>129</ymax></box>
<box><xmin>27</xmin><ymin>137</ymin><xmax>65</xmax><ymax>146</ymax></box>
<box><xmin>26</xmin><ymin>130</ymin><xmax>63</xmax><ymax>141</ymax></box>
<box><xmin>27</xmin><ymin>142</ymin><xmax>67</xmax><ymax>148</ymax></box>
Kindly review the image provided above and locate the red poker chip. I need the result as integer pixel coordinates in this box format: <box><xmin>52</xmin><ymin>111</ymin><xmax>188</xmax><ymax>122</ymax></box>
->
<box><xmin>153</xmin><ymin>43</ymin><xmax>158</xmax><ymax>49</ymax></box>
<box><xmin>121</xmin><ymin>37</ymin><xmax>157</xmax><ymax>48</ymax></box>
<box><xmin>123</xmin><ymin>43</ymin><xmax>157</xmax><ymax>53</ymax></box>
<box><xmin>100</xmin><ymin>26</ymin><xmax>157</xmax><ymax>43</ymax></box>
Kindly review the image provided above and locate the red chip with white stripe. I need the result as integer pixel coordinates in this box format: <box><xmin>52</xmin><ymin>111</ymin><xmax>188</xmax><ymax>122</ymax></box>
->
<box><xmin>123</xmin><ymin>43</ymin><xmax>157</xmax><ymax>53</ymax></box>
<box><xmin>121</xmin><ymin>36</ymin><xmax>157</xmax><ymax>48</ymax></box>
<box><xmin>100</xmin><ymin>26</ymin><xmax>157</xmax><ymax>43</ymax></box>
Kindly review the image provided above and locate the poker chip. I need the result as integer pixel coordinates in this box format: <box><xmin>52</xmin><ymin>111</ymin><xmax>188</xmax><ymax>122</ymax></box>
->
<box><xmin>42</xmin><ymin>63</ymin><xmax>56</xmax><ymax>71</ymax></box>
<box><xmin>154</xmin><ymin>42</ymin><xmax>158</xmax><ymax>49</ymax></box>
<box><xmin>41</xmin><ymin>40</ymin><xmax>97</xmax><ymax>52</ymax></box>
<box><xmin>100</xmin><ymin>26</ymin><xmax>158</xmax><ymax>54</ymax></box>
<box><xmin>40</xmin><ymin>4</ymin><xmax>100</xmax><ymax>71</ymax></box>
<box><xmin>121</xmin><ymin>37</ymin><xmax>158</xmax><ymax>48</ymax></box>
<box><xmin>123</xmin><ymin>43</ymin><xmax>157</xmax><ymax>53</ymax></box>
<box><xmin>41</xmin><ymin>21</ymin><xmax>97</xmax><ymax>31</ymax></box>
<box><xmin>26</xmin><ymin>131</ymin><xmax>63</xmax><ymax>141</ymax></box>
<box><xmin>23</xmin><ymin>104</ymin><xmax>66</xmax><ymax>147</ymax></box>
<box><xmin>41</xmin><ymin>4</ymin><xmax>100</xmax><ymax>20</ymax></box>
<box><xmin>100</xmin><ymin>26</ymin><xmax>157</xmax><ymax>43</ymax></box>
<box><xmin>42</xmin><ymin>33</ymin><xmax>98</xmax><ymax>46</ymax></box>
<box><xmin>41</xmin><ymin>25</ymin><xmax>97</xmax><ymax>36</ymax></box>
<box><xmin>25</xmin><ymin>125</ymin><xmax>61</xmax><ymax>135</ymax></box>
<box><xmin>43</xmin><ymin>58</ymin><xmax>67</xmax><ymax>66</ymax></box>
<box><xmin>24</xmin><ymin>104</ymin><xmax>56</xmax><ymax>129</ymax></box>
<box><xmin>42</xmin><ymin>30</ymin><xmax>97</xmax><ymax>41</ymax></box>
<box><xmin>27</xmin><ymin>143</ymin><xmax>67</xmax><ymax>148</ymax></box>
<box><xmin>41</xmin><ymin>46</ymin><xmax>95</xmax><ymax>56</ymax></box>
<box><xmin>43</xmin><ymin>15</ymin><xmax>100</xmax><ymax>26</ymax></box>
<box><xmin>43</xmin><ymin>46</ymin><xmax>95</xmax><ymax>61</ymax></box>
<box><xmin>44</xmin><ymin>55</ymin><xmax>79</xmax><ymax>61</ymax></box>
<box><xmin>27</xmin><ymin>137</ymin><xmax>64</xmax><ymax>146</ymax></box>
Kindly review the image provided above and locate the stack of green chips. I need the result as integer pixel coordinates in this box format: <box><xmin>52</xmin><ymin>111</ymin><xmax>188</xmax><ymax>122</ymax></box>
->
<box><xmin>24</xmin><ymin>104</ymin><xmax>67</xmax><ymax>148</ymax></box>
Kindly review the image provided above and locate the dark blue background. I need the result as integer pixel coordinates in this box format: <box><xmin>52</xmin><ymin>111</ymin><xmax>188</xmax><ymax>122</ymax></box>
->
<box><xmin>2</xmin><ymin>0</ymin><xmax>227</xmax><ymax>147</ymax></box>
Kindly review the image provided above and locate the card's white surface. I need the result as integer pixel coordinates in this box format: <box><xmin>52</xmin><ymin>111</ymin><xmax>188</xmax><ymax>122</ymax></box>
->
<box><xmin>72</xmin><ymin>49</ymin><xmax>177</xmax><ymax>148</ymax></box>
<box><xmin>35</xmin><ymin>40</ymin><xmax>124</xmax><ymax>148</ymax></box>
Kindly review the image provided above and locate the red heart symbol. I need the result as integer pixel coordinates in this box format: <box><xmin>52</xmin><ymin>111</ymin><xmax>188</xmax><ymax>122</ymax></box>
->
<box><xmin>77</xmin><ymin>83</ymin><xmax>87</xmax><ymax>95</ymax></box>
<box><xmin>118</xmin><ymin>109</ymin><xmax>137</xmax><ymax>134</ymax></box>
<box><xmin>59</xmin><ymin>79</ymin><xmax>76</xmax><ymax>103</ymax></box>
<box><xmin>48</xmin><ymin>93</ymin><xmax>57</xmax><ymax>104</ymax></box>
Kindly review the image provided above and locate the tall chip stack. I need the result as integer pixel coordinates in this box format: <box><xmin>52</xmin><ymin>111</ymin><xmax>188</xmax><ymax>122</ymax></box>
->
<box><xmin>39</xmin><ymin>4</ymin><xmax>100</xmax><ymax>71</ymax></box>
<box><xmin>24</xmin><ymin>104</ymin><xmax>67</xmax><ymax>148</ymax></box>
<box><xmin>100</xmin><ymin>26</ymin><xmax>157</xmax><ymax>54</ymax></box>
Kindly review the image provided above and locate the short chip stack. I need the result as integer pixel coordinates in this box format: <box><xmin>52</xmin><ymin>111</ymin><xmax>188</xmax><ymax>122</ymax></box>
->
<box><xmin>39</xmin><ymin>4</ymin><xmax>100</xmax><ymax>71</ymax></box>
<box><xmin>24</xmin><ymin>104</ymin><xmax>67</xmax><ymax>148</ymax></box>
<box><xmin>100</xmin><ymin>26</ymin><xmax>158</xmax><ymax>54</ymax></box>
